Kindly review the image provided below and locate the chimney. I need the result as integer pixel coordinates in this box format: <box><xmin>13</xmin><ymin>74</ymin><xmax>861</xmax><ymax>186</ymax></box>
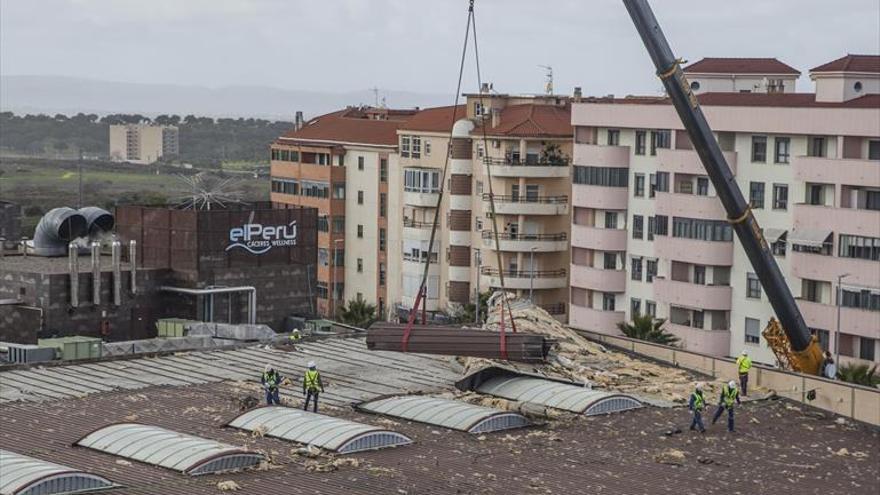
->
<box><xmin>69</xmin><ymin>242</ymin><xmax>79</xmax><ymax>308</ymax></box>
<box><xmin>129</xmin><ymin>240</ymin><xmax>137</xmax><ymax>295</ymax></box>
<box><xmin>573</xmin><ymin>87</ymin><xmax>583</xmax><ymax>102</ymax></box>
<box><xmin>491</xmin><ymin>108</ymin><xmax>501</xmax><ymax>128</ymax></box>
<box><xmin>91</xmin><ymin>241</ymin><xmax>101</xmax><ymax>306</ymax></box>
<box><xmin>294</xmin><ymin>111</ymin><xmax>304</xmax><ymax>131</ymax></box>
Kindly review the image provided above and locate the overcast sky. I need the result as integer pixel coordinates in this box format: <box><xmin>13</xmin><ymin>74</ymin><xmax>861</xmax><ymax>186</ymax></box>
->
<box><xmin>2</xmin><ymin>0</ymin><xmax>879</xmax><ymax>99</ymax></box>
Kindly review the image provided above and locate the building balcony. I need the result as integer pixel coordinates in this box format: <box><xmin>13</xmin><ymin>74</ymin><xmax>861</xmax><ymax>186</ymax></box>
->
<box><xmin>403</xmin><ymin>219</ymin><xmax>434</xmax><ymax>242</ymax></box>
<box><xmin>663</xmin><ymin>323</ymin><xmax>731</xmax><ymax>357</ymax></box>
<box><xmin>569</xmin><ymin>304</ymin><xmax>625</xmax><ymax>335</ymax></box>
<box><xmin>402</xmin><ymin>258</ymin><xmax>439</xmax><ymax>276</ymax></box>
<box><xmin>655</xmin><ymin>191</ymin><xmax>726</xmax><ymax>221</ymax></box>
<box><xmin>480</xmin><ymin>231</ymin><xmax>568</xmax><ymax>252</ymax></box>
<box><xmin>793</xmin><ymin>156</ymin><xmax>879</xmax><ymax>186</ymax></box>
<box><xmin>570</xmin><ymin>224</ymin><xmax>627</xmax><ymax>252</ymax></box>
<box><xmin>657</xmin><ymin>148</ymin><xmax>737</xmax><ymax>176</ymax></box>
<box><xmin>480</xmin><ymin>267</ymin><xmax>568</xmax><ymax>290</ymax></box>
<box><xmin>793</xmin><ymin>204</ymin><xmax>880</xmax><ymax>238</ymax></box>
<box><xmin>572</xmin><ymin>184</ymin><xmax>628</xmax><ymax>210</ymax></box>
<box><xmin>796</xmin><ymin>299</ymin><xmax>880</xmax><ymax>340</ymax></box>
<box><xmin>654</xmin><ymin>277</ymin><xmax>732</xmax><ymax>311</ymax></box>
<box><xmin>401</xmin><ymin>294</ymin><xmax>440</xmax><ymax>312</ymax></box>
<box><xmin>570</xmin><ymin>264</ymin><xmax>626</xmax><ymax>292</ymax></box>
<box><xmin>404</xmin><ymin>189</ymin><xmax>441</xmax><ymax>208</ymax></box>
<box><xmin>573</xmin><ymin>144</ymin><xmax>630</xmax><ymax>168</ymax></box>
<box><xmin>791</xmin><ymin>251</ymin><xmax>880</xmax><ymax>289</ymax></box>
<box><xmin>655</xmin><ymin>235</ymin><xmax>733</xmax><ymax>266</ymax></box>
<box><xmin>482</xmin><ymin>194</ymin><xmax>569</xmax><ymax>216</ymax></box>
<box><xmin>483</xmin><ymin>158</ymin><xmax>570</xmax><ymax>178</ymax></box>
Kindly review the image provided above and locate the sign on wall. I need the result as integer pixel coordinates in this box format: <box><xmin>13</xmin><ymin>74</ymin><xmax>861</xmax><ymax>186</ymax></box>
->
<box><xmin>226</xmin><ymin>220</ymin><xmax>298</xmax><ymax>255</ymax></box>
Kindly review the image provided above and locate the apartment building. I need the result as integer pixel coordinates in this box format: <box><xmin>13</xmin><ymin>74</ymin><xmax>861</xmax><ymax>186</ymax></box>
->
<box><xmin>387</xmin><ymin>90</ymin><xmax>573</xmax><ymax>321</ymax></box>
<box><xmin>109</xmin><ymin>124</ymin><xmax>179</xmax><ymax>164</ymax></box>
<box><xmin>269</xmin><ymin>107</ymin><xmax>416</xmax><ymax>318</ymax></box>
<box><xmin>569</xmin><ymin>55</ymin><xmax>880</xmax><ymax>367</ymax></box>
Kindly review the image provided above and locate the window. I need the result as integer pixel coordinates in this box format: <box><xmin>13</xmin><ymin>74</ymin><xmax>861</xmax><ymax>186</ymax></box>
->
<box><xmin>603</xmin><ymin>252</ymin><xmax>617</xmax><ymax>270</ymax></box>
<box><xmin>525</xmin><ymin>185</ymin><xmax>539</xmax><ymax>201</ymax></box>
<box><xmin>357</xmin><ymin>258</ymin><xmax>363</xmax><ymax>272</ymax></box>
<box><xmin>647</xmin><ymin>216</ymin><xmax>656</xmax><ymax>241</ymax></box>
<box><xmin>301</xmin><ymin>180</ymin><xmax>329</xmax><ymax>198</ymax></box>
<box><xmin>379</xmin><ymin>263</ymin><xmax>386</xmax><ymax>286</ymax></box>
<box><xmin>690</xmin><ymin>81</ymin><xmax>701</xmax><ymax>91</ymax></box>
<box><xmin>654</xmin><ymin>215</ymin><xmax>669</xmax><ymax>236</ymax></box>
<box><xmin>607</xmin><ymin>129</ymin><xmax>620</xmax><ymax>146</ymax></box>
<box><xmin>318</xmin><ymin>248</ymin><xmax>329</xmax><ymax>267</ymax></box>
<box><xmin>630</xmin><ymin>298</ymin><xmax>642</xmax><ymax>316</ymax></box>
<box><xmin>404</xmin><ymin>169</ymin><xmax>440</xmax><ymax>193</ymax></box>
<box><xmin>696</xmin><ymin>177</ymin><xmax>709</xmax><ymax>196</ymax></box>
<box><xmin>860</xmin><ymin>338</ymin><xmax>876</xmax><ymax>361</ymax></box>
<box><xmin>771</xmin><ymin>232</ymin><xmax>787</xmax><ymax>256</ymax></box>
<box><xmin>635</xmin><ymin>131</ymin><xmax>647</xmax><ymax>155</ymax></box>
<box><xmin>632</xmin><ymin>215</ymin><xmax>644</xmax><ymax>239</ymax></box>
<box><xmin>380</xmin><ymin>158</ymin><xmax>388</xmax><ymax>182</ymax></box>
<box><xmin>746</xmin><ymin>272</ymin><xmax>761</xmax><ymax>299</ymax></box>
<box><xmin>572</xmin><ymin>166</ymin><xmax>628</xmax><ymax>187</ymax></box>
<box><xmin>604</xmin><ymin>212</ymin><xmax>618</xmax><ymax>229</ymax></box>
<box><xmin>333</xmin><ymin>248</ymin><xmax>344</xmax><ymax>266</ymax></box>
<box><xmin>425</xmin><ymin>140</ymin><xmax>432</xmax><ymax>155</ymax></box>
<box><xmin>654</xmin><ymin>172</ymin><xmax>669</xmax><ymax>193</ymax></box>
<box><xmin>650</xmin><ymin>130</ymin><xmax>670</xmax><ymax>155</ymax></box>
<box><xmin>745</xmin><ymin>318</ymin><xmax>761</xmax><ymax>344</ymax></box>
<box><xmin>749</xmin><ymin>182</ymin><xmax>765</xmax><ymax>209</ymax></box>
<box><xmin>867</xmin><ymin>190</ymin><xmax>880</xmax><ymax>211</ymax></box>
<box><xmin>631</xmin><ymin>257</ymin><xmax>643</xmax><ymax>281</ymax></box>
<box><xmin>379</xmin><ymin>228</ymin><xmax>386</xmax><ymax>251</ymax></box>
<box><xmin>634</xmin><ymin>174</ymin><xmax>645</xmax><ymax>197</ymax></box>
<box><xmin>645</xmin><ymin>300</ymin><xmax>656</xmax><ymax>317</ymax></box>
<box><xmin>357</xmin><ymin>190</ymin><xmax>364</xmax><ymax>205</ymax></box>
<box><xmin>332</xmin><ymin>183</ymin><xmax>346</xmax><ymax>199</ymax></box>
<box><xmin>869</xmin><ymin>140</ymin><xmax>880</xmax><ymax>160</ymax></box>
<box><xmin>357</xmin><ymin>225</ymin><xmax>364</xmax><ymax>238</ymax></box>
<box><xmin>839</xmin><ymin>234</ymin><xmax>880</xmax><ymax>261</ymax></box>
<box><xmin>808</xmin><ymin>137</ymin><xmax>826</xmax><ymax>158</ymax></box>
<box><xmin>812</xmin><ymin>328</ymin><xmax>830</xmax><ymax>351</ymax></box>
<box><xmin>693</xmin><ymin>310</ymin><xmax>704</xmax><ymax>329</ymax></box>
<box><xmin>773</xmin><ymin>184</ymin><xmax>788</xmax><ymax>210</ymax></box>
<box><xmin>379</xmin><ymin>193</ymin><xmax>387</xmax><ymax>217</ymax></box>
<box><xmin>411</xmin><ymin>136</ymin><xmax>421</xmax><ymax>159</ymax></box>
<box><xmin>841</xmin><ymin>288</ymin><xmax>880</xmax><ymax>311</ymax></box>
<box><xmin>316</xmin><ymin>282</ymin><xmax>329</xmax><ymax>299</ymax></box>
<box><xmin>317</xmin><ymin>215</ymin><xmax>329</xmax><ymax>232</ymax></box>
<box><xmin>336</xmin><ymin>154</ymin><xmax>344</xmax><ymax>166</ymax></box>
<box><xmin>473</xmin><ymin>101</ymin><xmax>484</xmax><ymax>116</ymax></box>
<box><xmin>646</xmin><ymin>259</ymin><xmax>657</xmax><ymax>283</ymax></box>
<box><xmin>649</xmin><ymin>173</ymin><xmax>656</xmax><ymax>198</ymax></box>
<box><xmin>751</xmin><ymin>136</ymin><xmax>767</xmax><ymax>162</ymax></box>
<box><xmin>358</xmin><ymin>156</ymin><xmax>365</xmax><ymax>170</ymax></box>
<box><xmin>774</xmin><ymin>137</ymin><xmax>790</xmax><ymax>164</ymax></box>
<box><xmin>803</xmin><ymin>279</ymin><xmax>822</xmax><ymax>303</ymax></box>
<box><xmin>672</xmin><ymin>217</ymin><xmax>732</xmax><ymax>242</ymax></box>
<box><xmin>693</xmin><ymin>265</ymin><xmax>706</xmax><ymax>285</ymax></box>
<box><xmin>401</xmin><ymin>136</ymin><xmax>411</xmax><ymax>157</ymax></box>
<box><xmin>332</xmin><ymin>216</ymin><xmax>345</xmax><ymax>233</ymax></box>
<box><xmin>603</xmin><ymin>293</ymin><xmax>616</xmax><ymax>311</ymax></box>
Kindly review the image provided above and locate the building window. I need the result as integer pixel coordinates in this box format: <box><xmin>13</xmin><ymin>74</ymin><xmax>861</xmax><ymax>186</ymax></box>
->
<box><xmin>411</xmin><ymin>136</ymin><xmax>422</xmax><ymax>159</ymax></box>
<box><xmin>379</xmin><ymin>264</ymin><xmax>386</xmax><ymax>286</ymax></box>
<box><xmin>318</xmin><ymin>248</ymin><xmax>329</xmax><ymax>267</ymax></box>
<box><xmin>603</xmin><ymin>252</ymin><xmax>617</xmax><ymax>270</ymax></box>
<box><xmin>379</xmin><ymin>193</ymin><xmax>387</xmax><ymax>217</ymax></box>
<box><xmin>869</xmin><ymin>140</ymin><xmax>880</xmax><ymax>160</ymax></box>
<box><xmin>332</xmin><ymin>216</ymin><xmax>345</xmax><ymax>233</ymax></box>
<box><xmin>379</xmin><ymin>228</ymin><xmax>386</xmax><ymax>251</ymax></box>
<box><xmin>357</xmin><ymin>225</ymin><xmax>364</xmax><ymax>238</ymax></box>
<box><xmin>635</xmin><ymin>131</ymin><xmax>647</xmax><ymax>155</ymax></box>
<box><xmin>607</xmin><ymin>129</ymin><xmax>620</xmax><ymax>146</ymax></box>
<box><xmin>746</xmin><ymin>272</ymin><xmax>761</xmax><ymax>299</ymax></box>
<box><xmin>751</xmin><ymin>135</ymin><xmax>767</xmax><ymax>162</ymax></box>
<box><xmin>404</xmin><ymin>168</ymin><xmax>440</xmax><ymax>193</ymax></box>
<box><xmin>808</xmin><ymin>137</ymin><xmax>826</xmax><ymax>158</ymax></box>
<box><xmin>334</xmin><ymin>248</ymin><xmax>345</xmax><ymax>266</ymax></box>
<box><xmin>401</xmin><ymin>136</ymin><xmax>411</xmax><ymax>157</ymax></box>
<box><xmin>860</xmin><ymin>338</ymin><xmax>876</xmax><ymax>361</ymax></box>
<box><xmin>749</xmin><ymin>182</ymin><xmax>765</xmax><ymax>209</ymax></box>
<box><xmin>654</xmin><ymin>215</ymin><xmax>669</xmax><ymax>236</ymax></box>
<box><xmin>631</xmin><ymin>257</ymin><xmax>643</xmax><ymax>281</ymax></box>
<box><xmin>380</xmin><ymin>158</ymin><xmax>388</xmax><ymax>182</ymax></box>
<box><xmin>654</xmin><ymin>172</ymin><xmax>669</xmax><ymax>193</ymax></box>
<box><xmin>630</xmin><ymin>298</ymin><xmax>641</xmax><ymax>316</ymax></box>
<box><xmin>841</xmin><ymin>288</ymin><xmax>880</xmax><ymax>311</ymax></box>
<box><xmin>357</xmin><ymin>258</ymin><xmax>363</xmax><ymax>272</ymax></box>
<box><xmin>572</xmin><ymin>166</ymin><xmax>628</xmax><ymax>187</ymax></box>
<box><xmin>316</xmin><ymin>282</ymin><xmax>329</xmax><ymax>300</ymax></box>
<box><xmin>632</xmin><ymin>215</ymin><xmax>644</xmax><ymax>239</ymax></box>
<box><xmin>317</xmin><ymin>215</ymin><xmax>329</xmax><ymax>232</ymax></box>
<box><xmin>693</xmin><ymin>310</ymin><xmax>705</xmax><ymax>329</ymax></box>
<box><xmin>336</xmin><ymin>154</ymin><xmax>345</xmax><ymax>166</ymax></box>
<box><xmin>357</xmin><ymin>190</ymin><xmax>364</xmax><ymax>205</ymax></box>
<box><xmin>358</xmin><ymin>156</ymin><xmax>365</xmax><ymax>170</ymax></box>
<box><xmin>604</xmin><ymin>212</ymin><xmax>618</xmax><ymax>229</ymax></box>
<box><xmin>771</xmin><ymin>232</ymin><xmax>787</xmax><ymax>256</ymax></box>
<box><xmin>696</xmin><ymin>177</ymin><xmax>709</xmax><ymax>196</ymax></box>
<box><xmin>603</xmin><ymin>293</ymin><xmax>616</xmax><ymax>311</ymax></box>
<box><xmin>745</xmin><ymin>318</ymin><xmax>761</xmax><ymax>344</ymax></box>
<box><xmin>811</xmin><ymin>328</ymin><xmax>830</xmax><ymax>350</ymax></box>
<box><xmin>646</xmin><ymin>259</ymin><xmax>657</xmax><ymax>283</ymax></box>
<box><xmin>774</xmin><ymin>137</ymin><xmax>790</xmax><ymax>164</ymax></box>
<box><xmin>773</xmin><ymin>184</ymin><xmax>788</xmax><ymax>210</ymax></box>
<box><xmin>838</xmin><ymin>234</ymin><xmax>880</xmax><ymax>261</ymax></box>
<box><xmin>425</xmin><ymin>140</ymin><xmax>432</xmax><ymax>155</ymax></box>
<box><xmin>647</xmin><ymin>216</ymin><xmax>656</xmax><ymax>241</ymax></box>
<box><xmin>650</xmin><ymin>130</ymin><xmax>671</xmax><ymax>155</ymax></box>
<box><xmin>648</xmin><ymin>173</ymin><xmax>656</xmax><ymax>198</ymax></box>
<box><xmin>332</xmin><ymin>183</ymin><xmax>346</xmax><ymax>199</ymax></box>
<box><xmin>645</xmin><ymin>300</ymin><xmax>656</xmax><ymax>317</ymax></box>
<box><xmin>672</xmin><ymin>217</ymin><xmax>732</xmax><ymax>242</ymax></box>
<box><xmin>634</xmin><ymin>173</ymin><xmax>645</xmax><ymax>197</ymax></box>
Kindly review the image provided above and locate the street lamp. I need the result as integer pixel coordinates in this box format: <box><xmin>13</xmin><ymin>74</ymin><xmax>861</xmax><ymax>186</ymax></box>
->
<box><xmin>529</xmin><ymin>247</ymin><xmax>538</xmax><ymax>302</ymax></box>
<box><xmin>835</xmin><ymin>273</ymin><xmax>850</xmax><ymax>367</ymax></box>
<box><xmin>332</xmin><ymin>238</ymin><xmax>344</xmax><ymax>318</ymax></box>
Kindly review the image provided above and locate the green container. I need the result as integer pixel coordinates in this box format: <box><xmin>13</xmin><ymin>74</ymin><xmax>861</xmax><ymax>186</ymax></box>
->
<box><xmin>155</xmin><ymin>318</ymin><xmax>194</xmax><ymax>338</ymax></box>
<box><xmin>38</xmin><ymin>336</ymin><xmax>103</xmax><ymax>361</ymax></box>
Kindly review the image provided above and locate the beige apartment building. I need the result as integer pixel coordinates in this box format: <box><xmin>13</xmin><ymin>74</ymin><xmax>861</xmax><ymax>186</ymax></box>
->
<box><xmin>569</xmin><ymin>55</ymin><xmax>880</xmax><ymax>367</ymax></box>
<box><xmin>109</xmin><ymin>124</ymin><xmax>178</xmax><ymax>164</ymax></box>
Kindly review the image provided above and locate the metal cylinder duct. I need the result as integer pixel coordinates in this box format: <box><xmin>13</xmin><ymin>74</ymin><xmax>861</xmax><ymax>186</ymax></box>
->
<box><xmin>32</xmin><ymin>208</ymin><xmax>87</xmax><ymax>256</ymax></box>
<box><xmin>69</xmin><ymin>242</ymin><xmax>79</xmax><ymax>308</ymax></box>
<box><xmin>78</xmin><ymin>207</ymin><xmax>115</xmax><ymax>237</ymax></box>
<box><xmin>91</xmin><ymin>241</ymin><xmax>101</xmax><ymax>306</ymax></box>
<box><xmin>111</xmin><ymin>240</ymin><xmax>122</xmax><ymax>306</ymax></box>
<box><xmin>129</xmin><ymin>240</ymin><xmax>137</xmax><ymax>295</ymax></box>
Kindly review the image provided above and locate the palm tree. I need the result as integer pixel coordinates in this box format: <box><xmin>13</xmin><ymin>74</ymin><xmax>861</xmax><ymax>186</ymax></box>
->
<box><xmin>336</xmin><ymin>296</ymin><xmax>377</xmax><ymax>329</ymax></box>
<box><xmin>836</xmin><ymin>363</ymin><xmax>880</xmax><ymax>387</ymax></box>
<box><xmin>616</xmin><ymin>314</ymin><xmax>679</xmax><ymax>346</ymax></box>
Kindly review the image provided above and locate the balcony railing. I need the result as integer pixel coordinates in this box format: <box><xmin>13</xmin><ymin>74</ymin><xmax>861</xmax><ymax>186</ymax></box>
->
<box><xmin>539</xmin><ymin>303</ymin><xmax>567</xmax><ymax>315</ymax></box>
<box><xmin>482</xmin><ymin>194</ymin><xmax>568</xmax><ymax>204</ymax></box>
<box><xmin>483</xmin><ymin>157</ymin><xmax>569</xmax><ymax>167</ymax></box>
<box><xmin>480</xmin><ymin>267</ymin><xmax>567</xmax><ymax>278</ymax></box>
<box><xmin>480</xmin><ymin>231</ymin><xmax>567</xmax><ymax>241</ymax></box>
<box><xmin>403</xmin><ymin>219</ymin><xmax>434</xmax><ymax>229</ymax></box>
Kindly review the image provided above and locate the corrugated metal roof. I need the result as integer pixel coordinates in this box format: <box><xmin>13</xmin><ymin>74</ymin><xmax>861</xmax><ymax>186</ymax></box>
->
<box><xmin>357</xmin><ymin>396</ymin><xmax>531</xmax><ymax>433</ymax></box>
<box><xmin>0</xmin><ymin>449</ymin><xmax>115</xmax><ymax>495</ymax></box>
<box><xmin>475</xmin><ymin>376</ymin><xmax>643</xmax><ymax>415</ymax></box>
<box><xmin>226</xmin><ymin>406</ymin><xmax>412</xmax><ymax>454</ymax></box>
<box><xmin>75</xmin><ymin>423</ymin><xmax>265</xmax><ymax>476</ymax></box>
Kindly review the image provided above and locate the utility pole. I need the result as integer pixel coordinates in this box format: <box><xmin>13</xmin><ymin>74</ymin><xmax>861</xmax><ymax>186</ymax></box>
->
<box><xmin>835</xmin><ymin>273</ymin><xmax>850</xmax><ymax>366</ymax></box>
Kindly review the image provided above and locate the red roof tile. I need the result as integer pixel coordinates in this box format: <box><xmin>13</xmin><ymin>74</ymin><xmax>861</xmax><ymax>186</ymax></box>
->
<box><xmin>399</xmin><ymin>105</ymin><xmax>466</xmax><ymax>132</ymax></box>
<box><xmin>474</xmin><ymin>104</ymin><xmax>572</xmax><ymax>138</ymax></box>
<box><xmin>683</xmin><ymin>57</ymin><xmax>800</xmax><ymax>75</ymax></box>
<box><xmin>583</xmin><ymin>93</ymin><xmax>880</xmax><ymax>109</ymax></box>
<box><xmin>811</xmin><ymin>54</ymin><xmax>880</xmax><ymax>73</ymax></box>
<box><xmin>277</xmin><ymin>107</ymin><xmax>415</xmax><ymax>146</ymax></box>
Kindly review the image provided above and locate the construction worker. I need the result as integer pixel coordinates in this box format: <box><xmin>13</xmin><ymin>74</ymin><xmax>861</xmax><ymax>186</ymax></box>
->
<box><xmin>261</xmin><ymin>364</ymin><xmax>283</xmax><ymax>406</ymax></box>
<box><xmin>735</xmin><ymin>350</ymin><xmax>752</xmax><ymax>396</ymax></box>
<box><xmin>303</xmin><ymin>361</ymin><xmax>324</xmax><ymax>413</ymax></box>
<box><xmin>290</xmin><ymin>328</ymin><xmax>302</xmax><ymax>343</ymax></box>
<box><xmin>712</xmin><ymin>380</ymin><xmax>742</xmax><ymax>432</ymax></box>
<box><xmin>688</xmin><ymin>382</ymin><xmax>706</xmax><ymax>433</ymax></box>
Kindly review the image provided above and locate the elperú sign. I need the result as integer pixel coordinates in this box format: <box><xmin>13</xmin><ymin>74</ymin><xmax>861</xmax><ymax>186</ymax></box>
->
<box><xmin>226</xmin><ymin>220</ymin><xmax>298</xmax><ymax>255</ymax></box>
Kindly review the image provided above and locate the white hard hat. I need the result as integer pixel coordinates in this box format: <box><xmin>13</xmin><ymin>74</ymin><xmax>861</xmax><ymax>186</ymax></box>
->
<box><xmin>293</xmin><ymin>328</ymin><xmax>301</xmax><ymax>333</ymax></box>
<box><xmin>695</xmin><ymin>382</ymin><xmax>704</xmax><ymax>391</ymax></box>
<box><xmin>741</xmin><ymin>350</ymin><xmax>748</xmax><ymax>356</ymax></box>
<box><xmin>265</xmin><ymin>364</ymin><xmax>272</xmax><ymax>372</ymax></box>
<box><xmin>728</xmin><ymin>380</ymin><xmax>737</xmax><ymax>389</ymax></box>
<box><xmin>307</xmin><ymin>361</ymin><xmax>316</xmax><ymax>369</ymax></box>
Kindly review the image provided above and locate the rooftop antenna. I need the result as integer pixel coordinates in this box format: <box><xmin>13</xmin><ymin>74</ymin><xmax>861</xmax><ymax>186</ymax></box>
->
<box><xmin>538</xmin><ymin>65</ymin><xmax>553</xmax><ymax>95</ymax></box>
<box><xmin>370</xmin><ymin>87</ymin><xmax>380</xmax><ymax>107</ymax></box>
<box><xmin>171</xmin><ymin>173</ymin><xmax>246</xmax><ymax>210</ymax></box>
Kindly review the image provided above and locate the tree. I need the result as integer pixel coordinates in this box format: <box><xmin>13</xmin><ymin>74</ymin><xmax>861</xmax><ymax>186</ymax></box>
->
<box><xmin>540</xmin><ymin>142</ymin><xmax>569</xmax><ymax>165</ymax></box>
<box><xmin>336</xmin><ymin>295</ymin><xmax>377</xmax><ymax>329</ymax></box>
<box><xmin>837</xmin><ymin>363</ymin><xmax>880</xmax><ymax>387</ymax></box>
<box><xmin>616</xmin><ymin>314</ymin><xmax>679</xmax><ymax>346</ymax></box>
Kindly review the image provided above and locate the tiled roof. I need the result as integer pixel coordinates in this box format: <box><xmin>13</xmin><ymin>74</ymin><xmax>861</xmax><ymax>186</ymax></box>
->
<box><xmin>399</xmin><ymin>105</ymin><xmax>466</xmax><ymax>132</ymax></box>
<box><xmin>811</xmin><ymin>54</ymin><xmax>880</xmax><ymax>73</ymax></box>
<box><xmin>683</xmin><ymin>57</ymin><xmax>800</xmax><ymax>75</ymax></box>
<box><xmin>582</xmin><ymin>93</ymin><xmax>880</xmax><ymax>109</ymax></box>
<box><xmin>474</xmin><ymin>104</ymin><xmax>572</xmax><ymax>138</ymax></box>
<box><xmin>277</xmin><ymin>107</ymin><xmax>415</xmax><ymax>147</ymax></box>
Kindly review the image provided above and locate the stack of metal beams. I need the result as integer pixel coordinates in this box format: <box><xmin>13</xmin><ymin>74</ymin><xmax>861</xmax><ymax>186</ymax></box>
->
<box><xmin>366</xmin><ymin>323</ymin><xmax>553</xmax><ymax>363</ymax></box>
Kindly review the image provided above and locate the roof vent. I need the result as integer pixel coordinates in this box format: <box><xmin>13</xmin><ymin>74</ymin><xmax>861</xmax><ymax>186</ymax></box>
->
<box><xmin>30</xmin><ymin>207</ymin><xmax>87</xmax><ymax>256</ymax></box>
<box><xmin>0</xmin><ymin>449</ymin><xmax>116</xmax><ymax>495</ymax></box>
<box><xmin>356</xmin><ymin>396</ymin><xmax>531</xmax><ymax>434</ymax></box>
<box><xmin>78</xmin><ymin>207</ymin><xmax>114</xmax><ymax>237</ymax></box>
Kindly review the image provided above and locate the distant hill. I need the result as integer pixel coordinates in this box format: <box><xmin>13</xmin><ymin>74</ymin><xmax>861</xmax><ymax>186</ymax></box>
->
<box><xmin>0</xmin><ymin>75</ymin><xmax>449</xmax><ymax>119</ymax></box>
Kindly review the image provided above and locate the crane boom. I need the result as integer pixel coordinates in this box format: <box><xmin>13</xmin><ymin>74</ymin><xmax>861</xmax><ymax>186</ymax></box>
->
<box><xmin>621</xmin><ymin>0</ymin><xmax>824</xmax><ymax>374</ymax></box>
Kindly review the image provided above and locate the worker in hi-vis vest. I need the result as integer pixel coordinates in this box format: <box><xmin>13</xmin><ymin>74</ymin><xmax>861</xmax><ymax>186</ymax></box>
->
<box><xmin>688</xmin><ymin>382</ymin><xmax>706</xmax><ymax>433</ymax></box>
<box><xmin>735</xmin><ymin>350</ymin><xmax>752</xmax><ymax>396</ymax></box>
<box><xmin>302</xmin><ymin>361</ymin><xmax>325</xmax><ymax>413</ymax></box>
<box><xmin>712</xmin><ymin>380</ymin><xmax>742</xmax><ymax>432</ymax></box>
<box><xmin>261</xmin><ymin>365</ymin><xmax>284</xmax><ymax>406</ymax></box>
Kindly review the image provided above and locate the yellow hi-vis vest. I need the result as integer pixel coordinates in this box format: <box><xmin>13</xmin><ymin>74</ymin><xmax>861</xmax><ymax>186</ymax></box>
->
<box><xmin>304</xmin><ymin>370</ymin><xmax>320</xmax><ymax>391</ymax></box>
<box><xmin>736</xmin><ymin>355</ymin><xmax>752</xmax><ymax>374</ymax></box>
<box><xmin>722</xmin><ymin>384</ymin><xmax>739</xmax><ymax>407</ymax></box>
<box><xmin>691</xmin><ymin>391</ymin><xmax>704</xmax><ymax>411</ymax></box>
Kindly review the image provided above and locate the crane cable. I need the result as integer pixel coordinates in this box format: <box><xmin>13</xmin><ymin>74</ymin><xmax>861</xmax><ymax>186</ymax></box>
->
<box><xmin>402</xmin><ymin>0</ymin><xmax>517</xmax><ymax>358</ymax></box>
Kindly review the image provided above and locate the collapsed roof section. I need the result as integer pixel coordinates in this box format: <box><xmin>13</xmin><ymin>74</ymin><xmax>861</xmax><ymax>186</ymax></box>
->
<box><xmin>0</xmin><ymin>449</ymin><xmax>116</xmax><ymax>495</ymax></box>
<box><xmin>75</xmin><ymin>423</ymin><xmax>265</xmax><ymax>476</ymax></box>
<box><xmin>356</xmin><ymin>395</ymin><xmax>531</xmax><ymax>434</ymax></box>
<box><xmin>226</xmin><ymin>406</ymin><xmax>412</xmax><ymax>454</ymax></box>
